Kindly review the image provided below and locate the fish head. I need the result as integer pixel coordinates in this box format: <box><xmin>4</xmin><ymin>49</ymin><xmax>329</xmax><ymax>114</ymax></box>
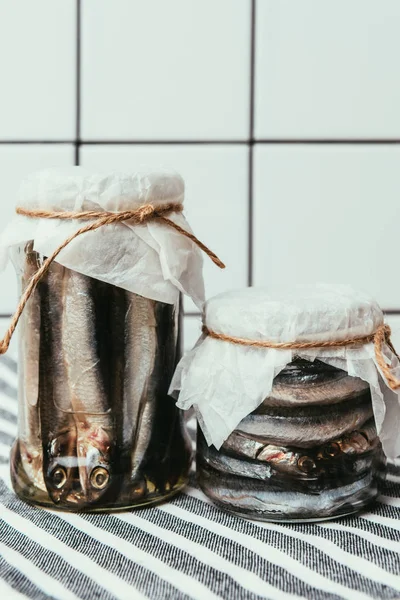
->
<box><xmin>43</xmin><ymin>427</ymin><xmax>78</xmax><ymax>505</ymax></box>
<box><xmin>76</xmin><ymin>424</ymin><xmax>115</xmax><ymax>504</ymax></box>
<box><xmin>19</xmin><ymin>441</ymin><xmax>45</xmax><ymax>492</ymax></box>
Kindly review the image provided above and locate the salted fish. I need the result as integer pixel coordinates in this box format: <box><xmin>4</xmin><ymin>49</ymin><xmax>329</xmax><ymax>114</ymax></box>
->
<box><xmin>39</xmin><ymin>263</ymin><xmax>77</xmax><ymax>504</ymax></box>
<box><xmin>237</xmin><ymin>396</ymin><xmax>373</xmax><ymax>448</ymax></box>
<box><xmin>265</xmin><ymin>376</ymin><xmax>370</xmax><ymax>407</ymax></box>
<box><xmin>199</xmin><ymin>467</ymin><xmax>378</xmax><ymax>521</ymax></box>
<box><xmin>18</xmin><ymin>244</ymin><xmax>45</xmax><ymax>491</ymax></box>
<box><xmin>62</xmin><ymin>269</ymin><xmax>114</xmax><ymax>504</ymax></box>
<box><xmin>221</xmin><ymin>431</ymin><xmax>309</xmax><ymax>478</ymax></box>
<box><xmin>199</xmin><ymin>433</ymin><xmax>273</xmax><ymax>481</ymax></box>
<box><xmin>136</xmin><ymin>301</ymin><xmax>192</xmax><ymax>494</ymax></box>
<box><xmin>224</xmin><ymin>419</ymin><xmax>378</xmax><ymax>461</ymax></box>
<box><xmin>123</xmin><ymin>293</ymin><xmax>157</xmax><ymax>485</ymax></box>
<box><xmin>207</xmin><ymin>420</ymin><xmax>380</xmax><ymax>484</ymax></box>
<box><xmin>198</xmin><ymin>359</ymin><xmax>381</xmax><ymax>521</ymax></box>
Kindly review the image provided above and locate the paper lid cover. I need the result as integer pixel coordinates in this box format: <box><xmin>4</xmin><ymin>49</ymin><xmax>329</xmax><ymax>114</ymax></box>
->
<box><xmin>205</xmin><ymin>284</ymin><xmax>384</xmax><ymax>342</ymax></box>
<box><xmin>18</xmin><ymin>167</ymin><xmax>185</xmax><ymax>211</ymax></box>
<box><xmin>171</xmin><ymin>284</ymin><xmax>400</xmax><ymax>458</ymax></box>
<box><xmin>0</xmin><ymin>167</ymin><xmax>205</xmax><ymax>308</ymax></box>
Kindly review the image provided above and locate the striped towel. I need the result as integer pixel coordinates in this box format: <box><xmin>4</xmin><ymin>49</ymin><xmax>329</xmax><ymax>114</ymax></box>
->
<box><xmin>0</xmin><ymin>355</ymin><xmax>399</xmax><ymax>600</ymax></box>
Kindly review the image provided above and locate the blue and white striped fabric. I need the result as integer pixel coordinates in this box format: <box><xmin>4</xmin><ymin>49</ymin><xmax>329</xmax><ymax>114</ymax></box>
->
<box><xmin>0</xmin><ymin>354</ymin><xmax>399</xmax><ymax>600</ymax></box>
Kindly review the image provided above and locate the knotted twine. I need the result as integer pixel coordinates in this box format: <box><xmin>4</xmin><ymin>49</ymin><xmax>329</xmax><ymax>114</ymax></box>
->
<box><xmin>202</xmin><ymin>323</ymin><xmax>400</xmax><ymax>391</ymax></box>
<box><xmin>0</xmin><ymin>202</ymin><xmax>225</xmax><ymax>355</ymax></box>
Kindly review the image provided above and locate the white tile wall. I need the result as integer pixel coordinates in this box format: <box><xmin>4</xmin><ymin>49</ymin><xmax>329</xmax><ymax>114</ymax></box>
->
<box><xmin>253</xmin><ymin>145</ymin><xmax>400</xmax><ymax>309</ymax></box>
<box><xmin>0</xmin><ymin>1</ymin><xmax>76</xmax><ymax>140</ymax></box>
<box><xmin>183</xmin><ymin>315</ymin><xmax>202</xmax><ymax>353</ymax></box>
<box><xmin>81</xmin><ymin>0</ymin><xmax>251</xmax><ymax>141</ymax></box>
<box><xmin>81</xmin><ymin>144</ymin><xmax>249</xmax><ymax>312</ymax></box>
<box><xmin>255</xmin><ymin>0</ymin><xmax>400</xmax><ymax>139</ymax></box>
<box><xmin>387</xmin><ymin>316</ymin><xmax>400</xmax><ymax>352</ymax></box>
<box><xmin>1</xmin><ymin>1</ymin><xmax>400</xmax><ymax>355</ymax></box>
<box><xmin>0</xmin><ymin>145</ymin><xmax>75</xmax><ymax>313</ymax></box>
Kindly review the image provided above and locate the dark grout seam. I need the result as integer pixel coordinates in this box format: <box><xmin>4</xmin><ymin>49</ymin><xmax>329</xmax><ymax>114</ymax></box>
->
<box><xmin>254</xmin><ymin>139</ymin><xmax>400</xmax><ymax>144</ymax></box>
<box><xmin>2</xmin><ymin>139</ymin><xmax>400</xmax><ymax>146</ymax></box>
<box><xmin>0</xmin><ymin>141</ymin><xmax>75</xmax><ymax>145</ymax></box>
<box><xmin>247</xmin><ymin>0</ymin><xmax>256</xmax><ymax>288</ymax></box>
<box><xmin>78</xmin><ymin>139</ymin><xmax>250</xmax><ymax>145</ymax></box>
<box><xmin>183</xmin><ymin>310</ymin><xmax>400</xmax><ymax>317</ymax></box>
<box><xmin>74</xmin><ymin>0</ymin><xmax>81</xmax><ymax>166</ymax></box>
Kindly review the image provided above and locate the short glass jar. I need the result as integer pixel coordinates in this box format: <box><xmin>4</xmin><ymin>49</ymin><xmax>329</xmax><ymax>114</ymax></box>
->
<box><xmin>197</xmin><ymin>358</ymin><xmax>384</xmax><ymax>521</ymax></box>
<box><xmin>171</xmin><ymin>285</ymin><xmax>398</xmax><ymax>522</ymax></box>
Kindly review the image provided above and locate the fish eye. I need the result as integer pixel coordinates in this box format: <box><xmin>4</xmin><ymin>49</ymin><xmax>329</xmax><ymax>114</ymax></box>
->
<box><xmin>51</xmin><ymin>467</ymin><xmax>67</xmax><ymax>489</ymax></box>
<box><xmin>323</xmin><ymin>442</ymin><xmax>341</xmax><ymax>458</ymax></box>
<box><xmin>90</xmin><ymin>467</ymin><xmax>109</xmax><ymax>490</ymax></box>
<box><xmin>357</xmin><ymin>430</ymin><xmax>369</xmax><ymax>442</ymax></box>
<box><xmin>297</xmin><ymin>456</ymin><xmax>317</xmax><ymax>473</ymax></box>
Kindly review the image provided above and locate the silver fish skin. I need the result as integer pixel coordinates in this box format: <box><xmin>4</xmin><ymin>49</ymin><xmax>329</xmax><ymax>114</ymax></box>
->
<box><xmin>237</xmin><ymin>397</ymin><xmax>373</xmax><ymax>448</ymax></box>
<box><xmin>17</xmin><ymin>245</ymin><xmax>45</xmax><ymax>491</ymax></box>
<box><xmin>357</xmin><ymin>419</ymin><xmax>378</xmax><ymax>443</ymax></box>
<box><xmin>222</xmin><ymin>430</ymin><xmax>265</xmax><ymax>460</ymax></box>
<box><xmin>225</xmin><ymin>420</ymin><xmax>378</xmax><ymax>460</ymax></box>
<box><xmin>39</xmin><ymin>262</ymin><xmax>78</xmax><ymax>504</ymax></box>
<box><xmin>222</xmin><ymin>423</ymin><xmax>380</xmax><ymax>480</ymax></box>
<box><xmin>198</xmin><ymin>453</ymin><xmax>273</xmax><ymax>482</ymax></box>
<box><xmin>137</xmin><ymin>301</ymin><xmax>192</xmax><ymax>494</ymax></box>
<box><xmin>264</xmin><ymin>376</ymin><xmax>370</xmax><ymax>407</ymax></box>
<box><xmin>256</xmin><ymin>445</ymin><xmax>314</xmax><ymax>477</ymax></box>
<box><xmin>62</xmin><ymin>269</ymin><xmax>113</xmax><ymax>503</ymax></box>
<box><xmin>199</xmin><ymin>469</ymin><xmax>378</xmax><ymax>521</ymax></box>
<box><xmin>222</xmin><ymin>430</ymin><xmax>315</xmax><ymax>478</ymax></box>
<box><xmin>199</xmin><ymin>436</ymin><xmax>273</xmax><ymax>481</ymax></box>
<box><xmin>123</xmin><ymin>293</ymin><xmax>157</xmax><ymax>483</ymax></box>
<box><xmin>317</xmin><ymin>419</ymin><xmax>379</xmax><ymax>458</ymax></box>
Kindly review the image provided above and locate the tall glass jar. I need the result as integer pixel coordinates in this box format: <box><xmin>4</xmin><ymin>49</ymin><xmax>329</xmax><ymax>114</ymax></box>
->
<box><xmin>2</xmin><ymin>167</ymin><xmax>207</xmax><ymax>511</ymax></box>
<box><xmin>10</xmin><ymin>243</ymin><xmax>192</xmax><ymax>511</ymax></box>
<box><xmin>197</xmin><ymin>358</ymin><xmax>384</xmax><ymax>522</ymax></box>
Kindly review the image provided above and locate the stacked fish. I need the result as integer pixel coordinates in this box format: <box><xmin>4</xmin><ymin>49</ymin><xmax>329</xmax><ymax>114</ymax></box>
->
<box><xmin>11</xmin><ymin>244</ymin><xmax>192</xmax><ymax>511</ymax></box>
<box><xmin>197</xmin><ymin>359</ymin><xmax>385</xmax><ymax>521</ymax></box>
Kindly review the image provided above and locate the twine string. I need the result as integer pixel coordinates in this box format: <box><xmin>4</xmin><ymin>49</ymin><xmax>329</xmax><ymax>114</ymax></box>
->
<box><xmin>0</xmin><ymin>203</ymin><xmax>225</xmax><ymax>355</ymax></box>
<box><xmin>202</xmin><ymin>323</ymin><xmax>400</xmax><ymax>391</ymax></box>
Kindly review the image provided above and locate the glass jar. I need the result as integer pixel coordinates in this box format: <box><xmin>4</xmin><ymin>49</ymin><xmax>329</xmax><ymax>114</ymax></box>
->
<box><xmin>197</xmin><ymin>358</ymin><xmax>384</xmax><ymax>522</ymax></box>
<box><xmin>10</xmin><ymin>242</ymin><xmax>192</xmax><ymax>511</ymax></box>
<box><xmin>2</xmin><ymin>167</ymin><xmax>211</xmax><ymax>511</ymax></box>
<box><xmin>171</xmin><ymin>286</ymin><xmax>398</xmax><ymax>523</ymax></box>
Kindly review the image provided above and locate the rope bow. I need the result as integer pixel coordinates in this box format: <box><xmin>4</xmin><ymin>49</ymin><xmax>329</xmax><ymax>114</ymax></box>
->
<box><xmin>0</xmin><ymin>203</ymin><xmax>225</xmax><ymax>354</ymax></box>
<box><xmin>202</xmin><ymin>323</ymin><xmax>400</xmax><ymax>391</ymax></box>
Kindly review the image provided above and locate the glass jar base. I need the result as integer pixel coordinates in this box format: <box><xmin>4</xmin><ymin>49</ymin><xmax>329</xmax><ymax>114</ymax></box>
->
<box><xmin>12</xmin><ymin>481</ymin><xmax>189</xmax><ymax>513</ymax></box>
<box><xmin>202</xmin><ymin>496</ymin><xmax>377</xmax><ymax>523</ymax></box>
<box><xmin>11</xmin><ymin>440</ymin><xmax>191</xmax><ymax>512</ymax></box>
<box><xmin>198</xmin><ymin>471</ymin><xmax>380</xmax><ymax>522</ymax></box>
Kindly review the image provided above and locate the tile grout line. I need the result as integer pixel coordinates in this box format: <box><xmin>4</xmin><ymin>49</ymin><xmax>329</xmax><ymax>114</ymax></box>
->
<box><xmin>76</xmin><ymin>139</ymin><xmax>250</xmax><ymax>145</ymax></box>
<box><xmin>2</xmin><ymin>139</ymin><xmax>400</xmax><ymax>145</ymax></box>
<box><xmin>252</xmin><ymin>139</ymin><xmax>400</xmax><ymax>144</ymax></box>
<box><xmin>182</xmin><ymin>311</ymin><xmax>400</xmax><ymax>317</ymax></box>
<box><xmin>248</xmin><ymin>143</ymin><xmax>254</xmax><ymax>286</ymax></box>
<box><xmin>247</xmin><ymin>0</ymin><xmax>256</xmax><ymax>287</ymax></box>
<box><xmin>74</xmin><ymin>0</ymin><xmax>81</xmax><ymax>166</ymax></box>
<box><xmin>4</xmin><ymin>0</ymin><xmax>397</xmax><ymax>339</ymax></box>
<box><xmin>249</xmin><ymin>0</ymin><xmax>256</xmax><ymax>141</ymax></box>
<box><xmin>0</xmin><ymin>141</ymin><xmax>75</xmax><ymax>145</ymax></box>
<box><xmin>2</xmin><ymin>312</ymin><xmax>399</xmax><ymax>320</ymax></box>
<box><xmin>177</xmin><ymin>293</ymin><xmax>184</xmax><ymax>360</ymax></box>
